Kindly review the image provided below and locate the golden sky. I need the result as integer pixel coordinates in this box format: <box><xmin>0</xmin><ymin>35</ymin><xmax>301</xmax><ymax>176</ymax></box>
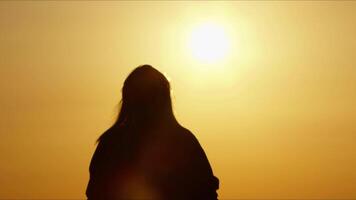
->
<box><xmin>1</xmin><ymin>1</ymin><xmax>356</xmax><ymax>199</ymax></box>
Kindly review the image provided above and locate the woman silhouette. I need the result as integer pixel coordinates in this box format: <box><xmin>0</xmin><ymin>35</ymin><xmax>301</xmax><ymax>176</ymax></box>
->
<box><xmin>86</xmin><ymin>65</ymin><xmax>219</xmax><ymax>200</ymax></box>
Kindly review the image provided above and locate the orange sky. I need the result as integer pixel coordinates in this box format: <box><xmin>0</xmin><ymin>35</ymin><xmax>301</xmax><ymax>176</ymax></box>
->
<box><xmin>1</xmin><ymin>1</ymin><xmax>356</xmax><ymax>199</ymax></box>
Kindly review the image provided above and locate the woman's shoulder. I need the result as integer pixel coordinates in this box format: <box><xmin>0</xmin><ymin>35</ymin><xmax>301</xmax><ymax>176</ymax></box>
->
<box><xmin>176</xmin><ymin>125</ymin><xmax>194</xmax><ymax>137</ymax></box>
<box><xmin>171</xmin><ymin>124</ymin><xmax>200</xmax><ymax>146</ymax></box>
<box><xmin>97</xmin><ymin>124</ymin><xmax>126</xmax><ymax>144</ymax></box>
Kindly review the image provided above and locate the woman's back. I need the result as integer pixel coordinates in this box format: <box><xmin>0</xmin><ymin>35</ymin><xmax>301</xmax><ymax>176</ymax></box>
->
<box><xmin>86</xmin><ymin>123</ymin><xmax>219</xmax><ymax>200</ymax></box>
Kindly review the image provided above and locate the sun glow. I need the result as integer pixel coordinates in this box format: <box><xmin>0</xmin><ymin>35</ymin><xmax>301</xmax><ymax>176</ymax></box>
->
<box><xmin>188</xmin><ymin>22</ymin><xmax>230</xmax><ymax>63</ymax></box>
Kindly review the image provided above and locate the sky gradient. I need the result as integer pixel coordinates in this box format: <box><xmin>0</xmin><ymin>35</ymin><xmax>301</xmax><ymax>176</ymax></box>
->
<box><xmin>1</xmin><ymin>1</ymin><xmax>356</xmax><ymax>199</ymax></box>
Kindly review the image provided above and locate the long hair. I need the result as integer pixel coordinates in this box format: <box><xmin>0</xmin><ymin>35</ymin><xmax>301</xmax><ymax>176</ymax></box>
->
<box><xmin>98</xmin><ymin>65</ymin><xmax>178</xmax><ymax>142</ymax></box>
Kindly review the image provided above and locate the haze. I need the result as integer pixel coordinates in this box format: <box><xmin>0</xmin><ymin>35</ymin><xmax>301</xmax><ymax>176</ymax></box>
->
<box><xmin>1</xmin><ymin>1</ymin><xmax>356</xmax><ymax>199</ymax></box>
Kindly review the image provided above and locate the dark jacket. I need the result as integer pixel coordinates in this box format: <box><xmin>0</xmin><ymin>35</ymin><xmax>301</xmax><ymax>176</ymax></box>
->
<box><xmin>86</xmin><ymin>123</ymin><xmax>219</xmax><ymax>200</ymax></box>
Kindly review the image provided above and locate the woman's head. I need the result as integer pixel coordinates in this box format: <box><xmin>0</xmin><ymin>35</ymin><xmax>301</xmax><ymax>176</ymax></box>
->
<box><xmin>115</xmin><ymin>65</ymin><xmax>176</xmax><ymax>127</ymax></box>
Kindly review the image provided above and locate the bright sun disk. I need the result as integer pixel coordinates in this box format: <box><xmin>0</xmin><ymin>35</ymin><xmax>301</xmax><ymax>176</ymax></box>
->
<box><xmin>188</xmin><ymin>22</ymin><xmax>230</xmax><ymax>63</ymax></box>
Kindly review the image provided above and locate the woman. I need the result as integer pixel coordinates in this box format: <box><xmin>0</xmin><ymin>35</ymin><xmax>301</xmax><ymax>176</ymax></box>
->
<box><xmin>86</xmin><ymin>65</ymin><xmax>219</xmax><ymax>200</ymax></box>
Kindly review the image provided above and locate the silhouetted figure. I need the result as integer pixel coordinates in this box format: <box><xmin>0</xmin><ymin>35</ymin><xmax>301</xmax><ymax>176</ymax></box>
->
<box><xmin>86</xmin><ymin>65</ymin><xmax>219</xmax><ymax>200</ymax></box>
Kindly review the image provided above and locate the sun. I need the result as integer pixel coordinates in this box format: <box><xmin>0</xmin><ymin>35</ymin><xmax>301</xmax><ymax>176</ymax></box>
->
<box><xmin>188</xmin><ymin>22</ymin><xmax>230</xmax><ymax>63</ymax></box>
